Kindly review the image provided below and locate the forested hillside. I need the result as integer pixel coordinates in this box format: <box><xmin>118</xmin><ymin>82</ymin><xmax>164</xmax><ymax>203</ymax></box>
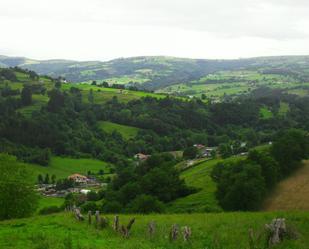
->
<box><xmin>1</xmin><ymin>66</ymin><xmax>309</xmax><ymax>213</ymax></box>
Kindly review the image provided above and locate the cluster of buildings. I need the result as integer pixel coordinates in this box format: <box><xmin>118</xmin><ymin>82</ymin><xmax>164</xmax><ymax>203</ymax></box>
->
<box><xmin>193</xmin><ymin>144</ymin><xmax>217</xmax><ymax>158</ymax></box>
<box><xmin>37</xmin><ymin>173</ymin><xmax>103</xmax><ymax>198</ymax></box>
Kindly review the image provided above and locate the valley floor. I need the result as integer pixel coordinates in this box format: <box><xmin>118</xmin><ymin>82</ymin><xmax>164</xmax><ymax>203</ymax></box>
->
<box><xmin>0</xmin><ymin>212</ymin><xmax>308</xmax><ymax>249</ymax></box>
<box><xmin>263</xmin><ymin>160</ymin><xmax>309</xmax><ymax>211</ymax></box>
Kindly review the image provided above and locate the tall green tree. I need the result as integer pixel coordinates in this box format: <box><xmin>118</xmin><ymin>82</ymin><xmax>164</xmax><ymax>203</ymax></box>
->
<box><xmin>272</xmin><ymin>129</ymin><xmax>309</xmax><ymax>175</ymax></box>
<box><xmin>0</xmin><ymin>154</ymin><xmax>38</xmax><ymax>220</ymax></box>
<box><xmin>21</xmin><ymin>85</ymin><xmax>32</xmax><ymax>106</ymax></box>
<box><xmin>88</xmin><ymin>89</ymin><xmax>94</xmax><ymax>104</ymax></box>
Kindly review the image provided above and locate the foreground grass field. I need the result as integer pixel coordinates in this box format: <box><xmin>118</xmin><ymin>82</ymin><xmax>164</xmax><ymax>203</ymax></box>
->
<box><xmin>0</xmin><ymin>212</ymin><xmax>308</xmax><ymax>249</ymax></box>
<box><xmin>263</xmin><ymin>161</ymin><xmax>309</xmax><ymax>211</ymax></box>
<box><xmin>27</xmin><ymin>157</ymin><xmax>111</xmax><ymax>182</ymax></box>
<box><xmin>38</xmin><ymin>196</ymin><xmax>64</xmax><ymax>212</ymax></box>
<box><xmin>98</xmin><ymin>121</ymin><xmax>140</xmax><ymax>140</ymax></box>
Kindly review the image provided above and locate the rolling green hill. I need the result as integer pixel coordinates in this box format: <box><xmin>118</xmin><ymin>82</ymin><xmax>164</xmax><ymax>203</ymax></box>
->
<box><xmin>2</xmin><ymin>55</ymin><xmax>309</xmax><ymax>96</ymax></box>
<box><xmin>0</xmin><ymin>68</ymin><xmax>168</xmax><ymax>120</ymax></box>
<box><xmin>0</xmin><ymin>211</ymin><xmax>308</xmax><ymax>249</ymax></box>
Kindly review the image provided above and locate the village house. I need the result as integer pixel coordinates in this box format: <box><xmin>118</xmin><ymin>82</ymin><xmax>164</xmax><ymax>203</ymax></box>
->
<box><xmin>193</xmin><ymin>144</ymin><xmax>217</xmax><ymax>158</ymax></box>
<box><xmin>134</xmin><ymin>153</ymin><xmax>150</xmax><ymax>161</ymax></box>
<box><xmin>68</xmin><ymin>174</ymin><xmax>88</xmax><ymax>184</ymax></box>
<box><xmin>193</xmin><ymin>144</ymin><xmax>205</xmax><ymax>150</ymax></box>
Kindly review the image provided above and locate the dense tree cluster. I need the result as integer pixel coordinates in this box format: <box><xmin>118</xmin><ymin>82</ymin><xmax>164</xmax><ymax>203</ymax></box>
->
<box><xmin>99</xmin><ymin>153</ymin><xmax>194</xmax><ymax>213</ymax></box>
<box><xmin>212</xmin><ymin>129</ymin><xmax>309</xmax><ymax>211</ymax></box>
<box><xmin>0</xmin><ymin>154</ymin><xmax>38</xmax><ymax>220</ymax></box>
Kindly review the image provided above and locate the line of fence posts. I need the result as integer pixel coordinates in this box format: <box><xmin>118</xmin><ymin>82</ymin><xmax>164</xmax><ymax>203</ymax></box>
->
<box><xmin>68</xmin><ymin>208</ymin><xmax>298</xmax><ymax>246</ymax></box>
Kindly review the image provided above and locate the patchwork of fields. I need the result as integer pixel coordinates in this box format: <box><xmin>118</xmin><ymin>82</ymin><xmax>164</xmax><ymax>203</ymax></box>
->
<box><xmin>156</xmin><ymin>70</ymin><xmax>309</xmax><ymax>100</ymax></box>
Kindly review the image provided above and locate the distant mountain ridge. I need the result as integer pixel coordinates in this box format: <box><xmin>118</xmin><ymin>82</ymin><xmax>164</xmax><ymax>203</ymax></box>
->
<box><xmin>1</xmin><ymin>54</ymin><xmax>309</xmax><ymax>90</ymax></box>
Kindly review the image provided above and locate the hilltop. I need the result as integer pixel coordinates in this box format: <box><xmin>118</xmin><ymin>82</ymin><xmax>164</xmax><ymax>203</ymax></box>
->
<box><xmin>1</xmin><ymin>55</ymin><xmax>309</xmax><ymax>98</ymax></box>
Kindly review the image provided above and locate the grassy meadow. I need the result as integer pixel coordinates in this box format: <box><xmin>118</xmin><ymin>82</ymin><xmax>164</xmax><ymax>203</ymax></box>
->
<box><xmin>169</xmin><ymin>156</ymin><xmax>245</xmax><ymax>213</ymax></box>
<box><xmin>98</xmin><ymin>121</ymin><xmax>140</xmax><ymax>140</ymax></box>
<box><xmin>26</xmin><ymin>157</ymin><xmax>111</xmax><ymax>182</ymax></box>
<box><xmin>38</xmin><ymin>196</ymin><xmax>64</xmax><ymax>211</ymax></box>
<box><xmin>0</xmin><ymin>211</ymin><xmax>308</xmax><ymax>249</ymax></box>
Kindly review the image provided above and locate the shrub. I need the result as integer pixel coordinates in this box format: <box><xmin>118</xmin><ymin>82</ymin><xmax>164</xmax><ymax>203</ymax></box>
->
<box><xmin>183</xmin><ymin>146</ymin><xmax>198</xmax><ymax>159</ymax></box>
<box><xmin>80</xmin><ymin>201</ymin><xmax>98</xmax><ymax>213</ymax></box>
<box><xmin>126</xmin><ymin>195</ymin><xmax>165</xmax><ymax>213</ymax></box>
<box><xmin>101</xmin><ymin>200</ymin><xmax>123</xmax><ymax>213</ymax></box>
<box><xmin>39</xmin><ymin>206</ymin><xmax>62</xmax><ymax>215</ymax></box>
<box><xmin>212</xmin><ymin>160</ymin><xmax>266</xmax><ymax>211</ymax></box>
<box><xmin>0</xmin><ymin>154</ymin><xmax>38</xmax><ymax>220</ymax></box>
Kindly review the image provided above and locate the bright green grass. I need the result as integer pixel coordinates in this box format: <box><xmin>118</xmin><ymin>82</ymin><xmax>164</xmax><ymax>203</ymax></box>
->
<box><xmin>0</xmin><ymin>212</ymin><xmax>308</xmax><ymax>249</ymax></box>
<box><xmin>27</xmin><ymin>157</ymin><xmax>110</xmax><ymax>182</ymax></box>
<box><xmin>98</xmin><ymin>121</ymin><xmax>140</xmax><ymax>140</ymax></box>
<box><xmin>259</xmin><ymin>106</ymin><xmax>274</xmax><ymax>119</ymax></box>
<box><xmin>38</xmin><ymin>196</ymin><xmax>64</xmax><ymax>211</ymax></box>
<box><xmin>168</xmin><ymin>156</ymin><xmax>244</xmax><ymax>213</ymax></box>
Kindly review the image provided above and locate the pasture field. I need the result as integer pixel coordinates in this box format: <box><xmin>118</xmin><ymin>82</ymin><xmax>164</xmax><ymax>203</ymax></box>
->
<box><xmin>0</xmin><ymin>211</ymin><xmax>308</xmax><ymax>249</ymax></box>
<box><xmin>27</xmin><ymin>157</ymin><xmax>111</xmax><ymax>182</ymax></box>
<box><xmin>263</xmin><ymin>160</ymin><xmax>309</xmax><ymax>211</ymax></box>
<box><xmin>168</xmin><ymin>156</ymin><xmax>244</xmax><ymax>213</ymax></box>
<box><xmin>98</xmin><ymin>121</ymin><xmax>140</xmax><ymax>140</ymax></box>
<box><xmin>259</xmin><ymin>106</ymin><xmax>274</xmax><ymax>119</ymax></box>
<box><xmin>61</xmin><ymin>83</ymin><xmax>165</xmax><ymax>103</ymax></box>
<box><xmin>156</xmin><ymin>70</ymin><xmax>309</xmax><ymax>100</ymax></box>
<box><xmin>38</xmin><ymin>196</ymin><xmax>64</xmax><ymax>212</ymax></box>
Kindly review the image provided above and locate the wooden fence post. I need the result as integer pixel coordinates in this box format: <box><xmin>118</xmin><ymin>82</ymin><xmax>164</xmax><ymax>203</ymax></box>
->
<box><xmin>182</xmin><ymin>226</ymin><xmax>192</xmax><ymax>242</ymax></box>
<box><xmin>88</xmin><ymin>211</ymin><xmax>92</xmax><ymax>225</ymax></box>
<box><xmin>265</xmin><ymin>218</ymin><xmax>287</xmax><ymax>246</ymax></box>
<box><xmin>120</xmin><ymin>218</ymin><xmax>135</xmax><ymax>238</ymax></box>
<box><xmin>95</xmin><ymin>210</ymin><xmax>101</xmax><ymax>228</ymax></box>
<box><xmin>169</xmin><ymin>224</ymin><xmax>179</xmax><ymax>241</ymax></box>
<box><xmin>113</xmin><ymin>215</ymin><xmax>119</xmax><ymax>231</ymax></box>
<box><xmin>148</xmin><ymin>221</ymin><xmax>156</xmax><ymax>237</ymax></box>
<box><xmin>74</xmin><ymin>208</ymin><xmax>84</xmax><ymax>221</ymax></box>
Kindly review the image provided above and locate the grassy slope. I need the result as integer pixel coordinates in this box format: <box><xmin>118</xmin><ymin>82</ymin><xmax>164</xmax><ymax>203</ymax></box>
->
<box><xmin>0</xmin><ymin>212</ymin><xmax>308</xmax><ymax>249</ymax></box>
<box><xmin>98</xmin><ymin>121</ymin><xmax>140</xmax><ymax>140</ymax></box>
<box><xmin>27</xmin><ymin>157</ymin><xmax>110</xmax><ymax>182</ymax></box>
<box><xmin>38</xmin><ymin>196</ymin><xmax>64</xmax><ymax>211</ymax></box>
<box><xmin>168</xmin><ymin>156</ymin><xmax>244</xmax><ymax>213</ymax></box>
<box><xmin>263</xmin><ymin>160</ymin><xmax>309</xmax><ymax>211</ymax></box>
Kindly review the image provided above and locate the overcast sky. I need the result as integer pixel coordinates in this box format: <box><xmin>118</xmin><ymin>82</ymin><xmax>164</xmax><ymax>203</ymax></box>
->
<box><xmin>1</xmin><ymin>0</ymin><xmax>309</xmax><ymax>61</ymax></box>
